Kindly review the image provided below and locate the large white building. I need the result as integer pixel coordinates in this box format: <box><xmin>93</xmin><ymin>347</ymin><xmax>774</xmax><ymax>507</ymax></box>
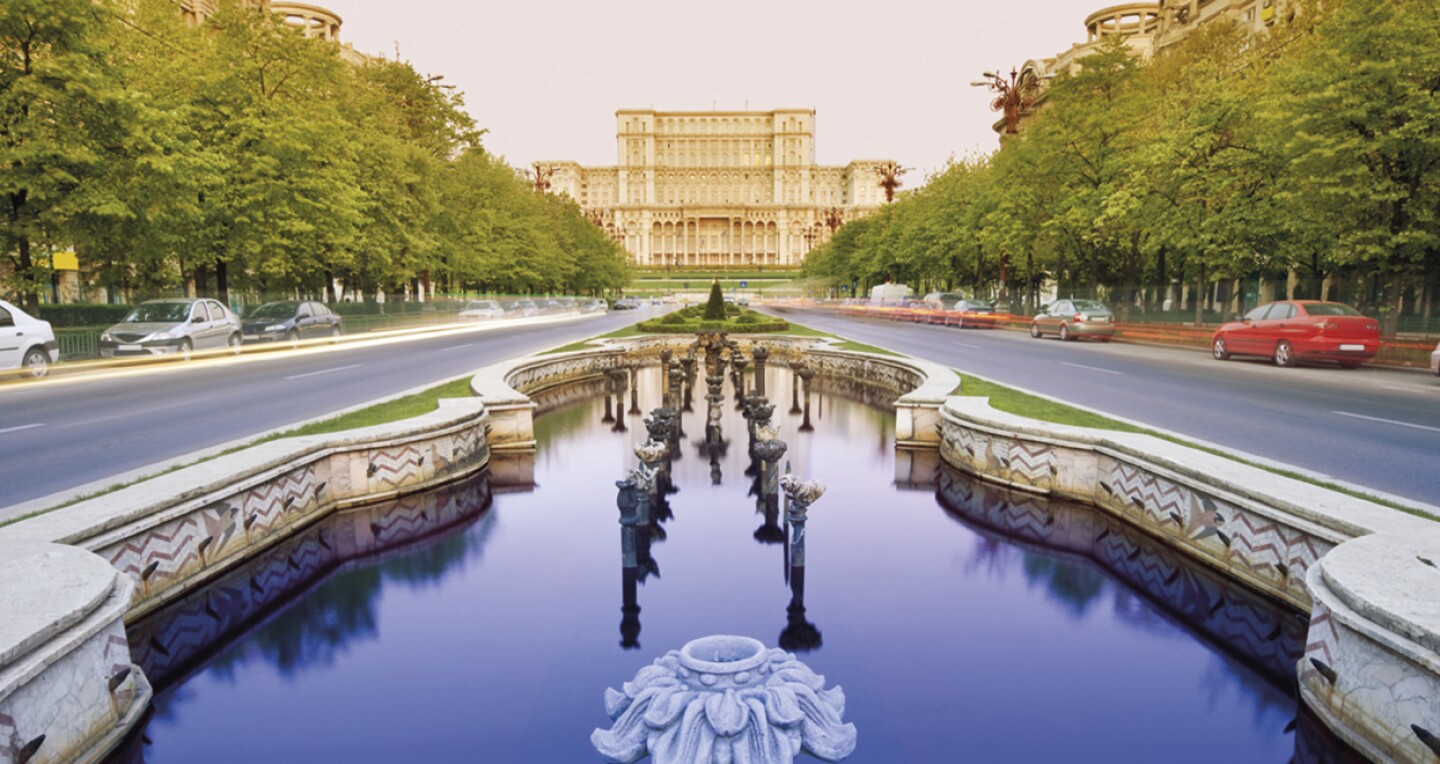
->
<box><xmin>539</xmin><ymin>109</ymin><xmax>894</xmax><ymax>269</ymax></box>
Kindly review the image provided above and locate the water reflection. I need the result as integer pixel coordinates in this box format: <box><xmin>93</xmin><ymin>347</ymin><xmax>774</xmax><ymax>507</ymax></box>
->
<box><xmin>114</xmin><ymin>363</ymin><xmax>1358</xmax><ymax>763</ymax></box>
<box><xmin>129</xmin><ymin>472</ymin><xmax>494</xmax><ymax>689</ymax></box>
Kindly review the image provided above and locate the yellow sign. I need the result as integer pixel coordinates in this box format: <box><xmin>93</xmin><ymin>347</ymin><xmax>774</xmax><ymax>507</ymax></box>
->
<box><xmin>52</xmin><ymin>251</ymin><xmax>79</xmax><ymax>270</ymax></box>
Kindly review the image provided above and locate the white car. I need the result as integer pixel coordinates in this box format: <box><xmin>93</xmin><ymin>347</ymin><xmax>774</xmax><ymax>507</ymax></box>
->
<box><xmin>0</xmin><ymin>299</ymin><xmax>58</xmax><ymax>379</ymax></box>
<box><xmin>1431</xmin><ymin>341</ymin><xmax>1439</xmax><ymax>377</ymax></box>
<box><xmin>458</xmin><ymin>300</ymin><xmax>506</xmax><ymax>320</ymax></box>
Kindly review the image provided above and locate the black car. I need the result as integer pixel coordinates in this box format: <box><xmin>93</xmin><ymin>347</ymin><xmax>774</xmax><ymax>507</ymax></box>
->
<box><xmin>242</xmin><ymin>301</ymin><xmax>343</xmax><ymax>346</ymax></box>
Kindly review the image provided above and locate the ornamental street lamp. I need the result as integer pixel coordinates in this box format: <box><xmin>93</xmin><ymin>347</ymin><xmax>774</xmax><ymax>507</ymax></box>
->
<box><xmin>531</xmin><ymin>163</ymin><xmax>555</xmax><ymax>194</ymax></box>
<box><xmin>874</xmin><ymin>161</ymin><xmax>907</xmax><ymax>203</ymax></box>
<box><xmin>971</xmin><ymin>67</ymin><xmax>1046</xmax><ymax>135</ymax></box>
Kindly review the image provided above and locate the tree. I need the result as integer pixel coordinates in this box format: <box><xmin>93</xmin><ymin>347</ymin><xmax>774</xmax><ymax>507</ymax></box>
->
<box><xmin>0</xmin><ymin>0</ymin><xmax>132</xmax><ymax>311</ymax></box>
<box><xmin>703</xmin><ymin>279</ymin><xmax>726</xmax><ymax>320</ymax></box>
<box><xmin>1266</xmin><ymin>0</ymin><xmax>1440</xmax><ymax>335</ymax></box>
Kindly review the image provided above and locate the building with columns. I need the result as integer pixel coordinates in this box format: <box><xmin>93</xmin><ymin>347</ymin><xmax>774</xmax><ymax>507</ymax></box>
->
<box><xmin>538</xmin><ymin>109</ymin><xmax>894</xmax><ymax>269</ymax></box>
<box><xmin>997</xmin><ymin>1</ymin><xmax>1290</xmax><ymax>136</ymax></box>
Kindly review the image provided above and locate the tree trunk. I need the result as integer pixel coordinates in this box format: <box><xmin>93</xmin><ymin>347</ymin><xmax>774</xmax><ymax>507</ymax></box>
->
<box><xmin>17</xmin><ymin>235</ymin><xmax>39</xmax><ymax>314</ymax></box>
<box><xmin>216</xmin><ymin>260</ymin><xmax>229</xmax><ymax>305</ymax></box>
<box><xmin>1193</xmin><ymin>264</ymin><xmax>1206</xmax><ymax>326</ymax></box>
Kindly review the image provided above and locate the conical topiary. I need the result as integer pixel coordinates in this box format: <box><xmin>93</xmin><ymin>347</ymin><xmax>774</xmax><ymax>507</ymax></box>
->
<box><xmin>703</xmin><ymin>279</ymin><xmax>727</xmax><ymax>321</ymax></box>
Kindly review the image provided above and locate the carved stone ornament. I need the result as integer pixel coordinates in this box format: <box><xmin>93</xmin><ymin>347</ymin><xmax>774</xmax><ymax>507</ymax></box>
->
<box><xmin>779</xmin><ymin>475</ymin><xmax>826</xmax><ymax>506</ymax></box>
<box><xmin>754</xmin><ymin>425</ymin><xmax>780</xmax><ymax>443</ymax></box>
<box><xmin>591</xmin><ymin>635</ymin><xmax>857</xmax><ymax>764</ymax></box>
<box><xmin>752</xmin><ymin>438</ymin><xmax>788</xmax><ymax>464</ymax></box>
<box><xmin>634</xmin><ymin>441</ymin><xmax>670</xmax><ymax>465</ymax></box>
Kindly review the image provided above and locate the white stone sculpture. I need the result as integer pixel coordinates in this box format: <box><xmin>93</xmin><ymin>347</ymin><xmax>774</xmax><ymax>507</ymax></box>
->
<box><xmin>592</xmin><ymin>634</ymin><xmax>856</xmax><ymax>764</ymax></box>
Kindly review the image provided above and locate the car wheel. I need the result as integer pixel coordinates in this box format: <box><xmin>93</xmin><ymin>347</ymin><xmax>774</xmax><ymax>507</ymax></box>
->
<box><xmin>178</xmin><ymin>339</ymin><xmax>193</xmax><ymax>361</ymax></box>
<box><xmin>1212</xmin><ymin>336</ymin><xmax>1231</xmax><ymax>361</ymax></box>
<box><xmin>1030</xmin><ymin>323</ymin><xmax>1041</xmax><ymax>338</ymax></box>
<box><xmin>1338</xmin><ymin>360</ymin><xmax>1363</xmax><ymax>370</ymax></box>
<box><xmin>228</xmin><ymin>333</ymin><xmax>242</xmax><ymax>355</ymax></box>
<box><xmin>1059</xmin><ymin>324</ymin><xmax>1071</xmax><ymax>342</ymax></box>
<box><xmin>329</xmin><ymin>326</ymin><xmax>342</xmax><ymax>344</ymax></box>
<box><xmin>286</xmin><ymin>329</ymin><xmax>301</xmax><ymax>349</ymax></box>
<box><xmin>21</xmin><ymin>348</ymin><xmax>49</xmax><ymax>379</ymax></box>
<box><xmin>1273</xmin><ymin>340</ymin><xmax>1297</xmax><ymax>368</ymax></box>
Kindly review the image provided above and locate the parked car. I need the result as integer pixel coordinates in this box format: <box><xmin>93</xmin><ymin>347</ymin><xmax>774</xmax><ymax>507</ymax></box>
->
<box><xmin>612</xmin><ymin>298</ymin><xmax>640</xmax><ymax>310</ymax></box>
<box><xmin>100</xmin><ymin>299</ymin><xmax>242</xmax><ymax>360</ymax></box>
<box><xmin>583</xmin><ymin>299</ymin><xmax>609</xmax><ymax>313</ymax></box>
<box><xmin>1431</xmin><ymin>341</ymin><xmax>1440</xmax><ymax>377</ymax></box>
<box><xmin>1211</xmin><ymin>301</ymin><xmax>1379</xmax><ymax>368</ymax></box>
<box><xmin>458</xmin><ymin>300</ymin><xmax>505</xmax><ymax>320</ymax></box>
<box><xmin>951</xmin><ymin>299</ymin><xmax>998</xmax><ymax>329</ymax></box>
<box><xmin>0</xmin><ymin>299</ymin><xmax>58</xmax><ymax>380</ymax></box>
<box><xmin>242</xmin><ymin>301</ymin><xmax>342</xmax><ymax>346</ymax></box>
<box><xmin>1029</xmin><ymin>299</ymin><xmax>1116</xmax><ymax>342</ymax></box>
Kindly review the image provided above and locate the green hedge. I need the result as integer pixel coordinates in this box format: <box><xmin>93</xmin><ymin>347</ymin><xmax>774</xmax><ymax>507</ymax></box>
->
<box><xmin>37</xmin><ymin>303</ymin><xmax>133</xmax><ymax>328</ymax></box>
<box><xmin>634</xmin><ymin>319</ymin><xmax>790</xmax><ymax>334</ymax></box>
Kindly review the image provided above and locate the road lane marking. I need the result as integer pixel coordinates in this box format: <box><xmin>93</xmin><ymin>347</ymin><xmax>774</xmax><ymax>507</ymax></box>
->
<box><xmin>1060</xmin><ymin>362</ymin><xmax>1123</xmax><ymax>376</ymax></box>
<box><xmin>285</xmin><ymin>364</ymin><xmax>362</xmax><ymax>380</ymax></box>
<box><xmin>0</xmin><ymin>423</ymin><xmax>44</xmax><ymax>435</ymax></box>
<box><xmin>446</xmin><ymin>343</ymin><xmax>477</xmax><ymax>350</ymax></box>
<box><xmin>952</xmin><ymin>342</ymin><xmax>981</xmax><ymax>349</ymax></box>
<box><xmin>1332</xmin><ymin>411</ymin><xmax>1440</xmax><ymax>434</ymax></box>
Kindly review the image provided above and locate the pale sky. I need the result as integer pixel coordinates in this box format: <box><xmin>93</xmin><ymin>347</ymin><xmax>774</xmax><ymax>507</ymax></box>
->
<box><xmin>321</xmin><ymin>0</ymin><xmax>1106</xmax><ymax>182</ymax></box>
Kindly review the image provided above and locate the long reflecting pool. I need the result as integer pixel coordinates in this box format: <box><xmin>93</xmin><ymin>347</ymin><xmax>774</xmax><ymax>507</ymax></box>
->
<box><xmin>109</xmin><ymin>366</ymin><xmax>1359</xmax><ymax>762</ymax></box>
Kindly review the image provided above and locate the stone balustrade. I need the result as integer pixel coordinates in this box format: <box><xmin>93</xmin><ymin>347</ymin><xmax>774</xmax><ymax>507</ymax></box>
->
<box><xmin>938</xmin><ymin>395</ymin><xmax>1440</xmax><ymax>763</ymax></box>
<box><xmin>2</xmin><ymin>332</ymin><xmax>1432</xmax><ymax>763</ymax></box>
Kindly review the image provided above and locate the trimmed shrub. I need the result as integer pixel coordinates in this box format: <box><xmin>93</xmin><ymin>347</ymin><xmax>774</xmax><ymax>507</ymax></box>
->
<box><xmin>703</xmin><ymin>281</ymin><xmax>727</xmax><ymax>320</ymax></box>
<box><xmin>634</xmin><ymin>318</ymin><xmax>790</xmax><ymax>334</ymax></box>
<box><xmin>37</xmin><ymin>303</ymin><xmax>132</xmax><ymax>328</ymax></box>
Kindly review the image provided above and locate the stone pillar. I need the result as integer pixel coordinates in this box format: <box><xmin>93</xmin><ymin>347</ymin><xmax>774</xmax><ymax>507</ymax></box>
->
<box><xmin>797</xmin><ymin>366</ymin><xmax>816</xmax><ymax>432</ymax></box>
<box><xmin>780</xmin><ymin>475</ymin><xmax>824</xmax><ymax>568</ymax></box>
<box><xmin>752</xmin><ymin>345</ymin><xmax>769</xmax><ymax>396</ymax></box>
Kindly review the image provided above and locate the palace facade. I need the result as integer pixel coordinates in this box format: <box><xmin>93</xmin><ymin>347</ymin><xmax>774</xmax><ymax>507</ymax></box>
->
<box><xmin>539</xmin><ymin>109</ymin><xmax>894</xmax><ymax>268</ymax></box>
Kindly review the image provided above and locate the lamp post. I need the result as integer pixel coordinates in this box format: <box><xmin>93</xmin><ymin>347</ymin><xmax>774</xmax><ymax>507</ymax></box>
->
<box><xmin>874</xmin><ymin>161</ymin><xmax>907</xmax><ymax>203</ymax></box>
<box><xmin>971</xmin><ymin>67</ymin><xmax>1045</xmax><ymax>135</ymax></box>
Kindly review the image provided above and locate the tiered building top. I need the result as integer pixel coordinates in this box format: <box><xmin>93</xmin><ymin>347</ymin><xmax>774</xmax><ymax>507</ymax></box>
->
<box><xmin>539</xmin><ymin>109</ymin><xmax>894</xmax><ymax>269</ymax></box>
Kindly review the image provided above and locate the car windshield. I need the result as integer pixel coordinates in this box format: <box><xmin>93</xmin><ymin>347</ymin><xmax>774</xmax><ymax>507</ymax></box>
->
<box><xmin>124</xmin><ymin>302</ymin><xmax>191</xmax><ymax>323</ymax></box>
<box><xmin>1072</xmin><ymin>300</ymin><xmax>1108</xmax><ymax>311</ymax></box>
<box><xmin>1304</xmin><ymin>303</ymin><xmax>1363</xmax><ymax>317</ymax></box>
<box><xmin>465</xmin><ymin>301</ymin><xmax>495</xmax><ymax>311</ymax></box>
<box><xmin>248</xmin><ymin>302</ymin><xmax>299</xmax><ymax>319</ymax></box>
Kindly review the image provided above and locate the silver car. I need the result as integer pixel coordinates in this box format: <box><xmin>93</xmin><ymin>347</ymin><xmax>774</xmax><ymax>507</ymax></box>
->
<box><xmin>100</xmin><ymin>299</ymin><xmax>242</xmax><ymax>360</ymax></box>
<box><xmin>1029</xmin><ymin>299</ymin><xmax>1117</xmax><ymax>342</ymax></box>
<box><xmin>458</xmin><ymin>300</ymin><xmax>506</xmax><ymax>320</ymax></box>
<box><xmin>1431</xmin><ymin>341</ymin><xmax>1439</xmax><ymax>377</ymax></box>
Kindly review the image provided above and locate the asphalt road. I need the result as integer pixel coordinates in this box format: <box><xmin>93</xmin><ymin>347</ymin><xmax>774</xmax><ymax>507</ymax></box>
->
<box><xmin>4</xmin><ymin>304</ymin><xmax>1436</xmax><ymax>513</ymax></box>
<box><xmin>0</xmin><ymin>310</ymin><xmax>655</xmax><ymax>510</ymax></box>
<box><xmin>776</xmin><ymin>308</ymin><xmax>1440</xmax><ymax>505</ymax></box>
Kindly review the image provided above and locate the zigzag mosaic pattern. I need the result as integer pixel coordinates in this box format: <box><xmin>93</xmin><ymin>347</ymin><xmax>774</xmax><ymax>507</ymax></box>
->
<box><xmin>238</xmin><ymin>465</ymin><xmax>317</xmax><ymax>539</ymax></box>
<box><xmin>130</xmin><ymin>472</ymin><xmax>493</xmax><ymax>688</ymax></box>
<box><xmin>1098</xmin><ymin>459</ymin><xmax>1316</xmax><ymax>599</ymax></box>
<box><xmin>367</xmin><ymin>445</ymin><xmax>426</xmax><ymax>491</ymax></box>
<box><xmin>939</xmin><ymin>466</ymin><xmax>1303</xmax><ymax>682</ymax></box>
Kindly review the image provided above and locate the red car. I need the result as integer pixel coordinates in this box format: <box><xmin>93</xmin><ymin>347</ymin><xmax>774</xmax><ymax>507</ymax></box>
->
<box><xmin>1211</xmin><ymin>301</ymin><xmax>1379</xmax><ymax>368</ymax></box>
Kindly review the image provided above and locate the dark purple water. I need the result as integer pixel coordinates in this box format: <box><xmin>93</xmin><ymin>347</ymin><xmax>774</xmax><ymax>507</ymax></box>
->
<box><xmin>112</xmin><ymin>367</ymin><xmax>1346</xmax><ymax>763</ymax></box>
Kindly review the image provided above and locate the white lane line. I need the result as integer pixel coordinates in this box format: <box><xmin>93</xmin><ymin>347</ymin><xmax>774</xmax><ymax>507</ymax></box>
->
<box><xmin>285</xmin><ymin>364</ymin><xmax>363</xmax><ymax>380</ymax></box>
<box><xmin>1332</xmin><ymin>411</ymin><xmax>1440</xmax><ymax>434</ymax></box>
<box><xmin>446</xmin><ymin>343</ymin><xmax>477</xmax><ymax>350</ymax></box>
<box><xmin>0</xmin><ymin>423</ymin><xmax>44</xmax><ymax>435</ymax></box>
<box><xmin>953</xmin><ymin>342</ymin><xmax>981</xmax><ymax>349</ymax></box>
<box><xmin>1060</xmin><ymin>362</ymin><xmax>1123</xmax><ymax>376</ymax></box>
